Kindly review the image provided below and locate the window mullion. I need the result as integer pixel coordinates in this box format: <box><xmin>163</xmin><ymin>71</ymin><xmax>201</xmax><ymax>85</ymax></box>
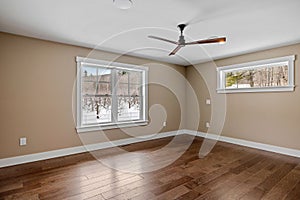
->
<box><xmin>128</xmin><ymin>72</ymin><xmax>130</xmax><ymax>96</ymax></box>
<box><xmin>96</xmin><ymin>68</ymin><xmax>99</xmax><ymax>95</ymax></box>
<box><xmin>139</xmin><ymin>72</ymin><xmax>144</xmax><ymax>120</ymax></box>
<box><xmin>111</xmin><ymin>69</ymin><xmax>118</xmax><ymax>123</ymax></box>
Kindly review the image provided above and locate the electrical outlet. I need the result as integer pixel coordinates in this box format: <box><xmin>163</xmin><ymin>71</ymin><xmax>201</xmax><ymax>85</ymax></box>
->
<box><xmin>163</xmin><ymin>121</ymin><xmax>167</xmax><ymax>127</ymax></box>
<box><xmin>19</xmin><ymin>137</ymin><xmax>27</xmax><ymax>146</ymax></box>
<box><xmin>206</xmin><ymin>122</ymin><xmax>210</xmax><ymax>128</ymax></box>
<box><xmin>206</xmin><ymin>99</ymin><xmax>211</xmax><ymax>105</ymax></box>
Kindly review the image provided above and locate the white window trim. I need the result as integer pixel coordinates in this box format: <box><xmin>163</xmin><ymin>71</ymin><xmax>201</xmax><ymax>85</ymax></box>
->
<box><xmin>217</xmin><ymin>55</ymin><xmax>295</xmax><ymax>93</ymax></box>
<box><xmin>76</xmin><ymin>56</ymin><xmax>149</xmax><ymax>133</ymax></box>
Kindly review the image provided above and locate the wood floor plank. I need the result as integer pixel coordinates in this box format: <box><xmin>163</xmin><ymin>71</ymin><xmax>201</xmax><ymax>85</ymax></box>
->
<box><xmin>219</xmin><ymin>159</ymin><xmax>282</xmax><ymax>200</ymax></box>
<box><xmin>104</xmin><ymin>179</ymin><xmax>162</xmax><ymax>200</ymax></box>
<box><xmin>154</xmin><ymin>185</ymin><xmax>190</xmax><ymax>200</ymax></box>
<box><xmin>40</xmin><ymin>174</ymin><xmax>143</xmax><ymax>199</ymax></box>
<box><xmin>194</xmin><ymin>157</ymin><xmax>275</xmax><ymax>200</ymax></box>
<box><xmin>175</xmin><ymin>190</ymin><xmax>201</xmax><ymax>200</ymax></box>
<box><xmin>261</xmin><ymin>166</ymin><xmax>300</xmax><ymax>200</ymax></box>
<box><xmin>0</xmin><ymin>181</ymin><xmax>23</xmax><ymax>194</ymax></box>
<box><xmin>151</xmin><ymin>176</ymin><xmax>193</xmax><ymax>196</ymax></box>
<box><xmin>240</xmin><ymin>162</ymin><xmax>297</xmax><ymax>200</ymax></box>
<box><xmin>284</xmin><ymin>181</ymin><xmax>300</xmax><ymax>200</ymax></box>
<box><xmin>185</xmin><ymin>152</ymin><xmax>257</xmax><ymax>190</ymax></box>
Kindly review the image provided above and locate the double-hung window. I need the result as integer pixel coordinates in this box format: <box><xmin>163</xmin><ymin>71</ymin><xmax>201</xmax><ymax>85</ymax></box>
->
<box><xmin>217</xmin><ymin>55</ymin><xmax>295</xmax><ymax>93</ymax></box>
<box><xmin>76</xmin><ymin>57</ymin><xmax>148</xmax><ymax>132</ymax></box>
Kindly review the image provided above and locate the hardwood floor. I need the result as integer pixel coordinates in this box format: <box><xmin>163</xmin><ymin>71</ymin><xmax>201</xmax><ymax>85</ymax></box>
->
<box><xmin>0</xmin><ymin>135</ymin><xmax>299</xmax><ymax>200</ymax></box>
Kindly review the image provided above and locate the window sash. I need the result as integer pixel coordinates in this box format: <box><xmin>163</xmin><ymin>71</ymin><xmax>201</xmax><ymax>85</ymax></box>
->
<box><xmin>217</xmin><ymin>55</ymin><xmax>295</xmax><ymax>93</ymax></box>
<box><xmin>76</xmin><ymin>57</ymin><xmax>148</xmax><ymax>132</ymax></box>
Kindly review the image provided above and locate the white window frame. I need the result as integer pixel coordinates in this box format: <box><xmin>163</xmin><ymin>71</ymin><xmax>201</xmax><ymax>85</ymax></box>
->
<box><xmin>217</xmin><ymin>55</ymin><xmax>295</xmax><ymax>93</ymax></box>
<box><xmin>76</xmin><ymin>56</ymin><xmax>149</xmax><ymax>133</ymax></box>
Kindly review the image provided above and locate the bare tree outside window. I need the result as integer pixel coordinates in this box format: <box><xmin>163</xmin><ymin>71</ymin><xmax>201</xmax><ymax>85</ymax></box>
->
<box><xmin>225</xmin><ymin>65</ymin><xmax>288</xmax><ymax>89</ymax></box>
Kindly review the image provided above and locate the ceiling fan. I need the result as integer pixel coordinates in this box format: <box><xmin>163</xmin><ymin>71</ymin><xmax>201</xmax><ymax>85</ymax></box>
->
<box><xmin>148</xmin><ymin>24</ymin><xmax>226</xmax><ymax>56</ymax></box>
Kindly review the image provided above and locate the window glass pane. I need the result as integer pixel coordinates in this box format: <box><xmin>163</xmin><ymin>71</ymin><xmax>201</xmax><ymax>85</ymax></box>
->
<box><xmin>117</xmin><ymin>70</ymin><xmax>129</xmax><ymax>83</ymax></box>
<box><xmin>82</xmin><ymin>66</ymin><xmax>111</xmax><ymax>82</ymax></box>
<box><xmin>130</xmin><ymin>84</ymin><xmax>140</xmax><ymax>96</ymax></box>
<box><xmin>225</xmin><ymin>65</ymin><xmax>288</xmax><ymax>89</ymax></box>
<box><xmin>82</xmin><ymin>96</ymin><xmax>111</xmax><ymax>124</ymax></box>
<box><xmin>82</xmin><ymin>66</ymin><xmax>111</xmax><ymax>95</ymax></box>
<box><xmin>130</xmin><ymin>71</ymin><xmax>142</xmax><ymax>84</ymax></box>
<box><xmin>81</xmin><ymin>66</ymin><xmax>112</xmax><ymax>125</ymax></box>
<box><xmin>116</xmin><ymin>70</ymin><xmax>143</xmax><ymax>121</ymax></box>
<box><xmin>98</xmin><ymin>68</ymin><xmax>111</xmax><ymax>82</ymax></box>
<box><xmin>97</xmin><ymin>83</ymin><xmax>111</xmax><ymax>95</ymax></box>
<box><xmin>82</xmin><ymin>82</ymin><xmax>97</xmax><ymax>95</ymax></box>
<box><xmin>118</xmin><ymin>97</ymin><xmax>140</xmax><ymax>121</ymax></box>
<box><xmin>117</xmin><ymin>83</ymin><xmax>129</xmax><ymax>96</ymax></box>
<box><xmin>116</xmin><ymin>70</ymin><xmax>142</xmax><ymax>84</ymax></box>
<box><xmin>82</xmin><ymin>66</ymin><xmax>97</xmax><ymax>82</ymax></box>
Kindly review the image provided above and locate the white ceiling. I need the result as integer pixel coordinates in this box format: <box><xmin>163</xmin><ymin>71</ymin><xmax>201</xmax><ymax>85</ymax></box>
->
<box><xmin>1</xmin><ymin>0</ymin><xmax>300</xmax><ymax>66</ymax></box>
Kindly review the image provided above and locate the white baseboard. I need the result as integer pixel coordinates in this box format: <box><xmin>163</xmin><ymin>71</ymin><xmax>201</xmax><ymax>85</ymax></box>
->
<box><xmin>1</xmin><ymin>129</ymin><xmax>299</xmax><ymax>168</ymax></box>
<box><xmin>183</xmin><ymin>129</ymin><xmax>300</xmax><ymax>158</ymax></box>
<box><xmin>0</xmin><ymin>130</ymin><xmax>183</xmax><ymax>168</ymax></box>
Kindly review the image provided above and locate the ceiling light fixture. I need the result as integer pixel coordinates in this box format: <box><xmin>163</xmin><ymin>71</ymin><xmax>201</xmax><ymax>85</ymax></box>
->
<box><xmin>113</xmin><ymin>0</ymin><xmax>133</xmax><ymax>10</ymax></box>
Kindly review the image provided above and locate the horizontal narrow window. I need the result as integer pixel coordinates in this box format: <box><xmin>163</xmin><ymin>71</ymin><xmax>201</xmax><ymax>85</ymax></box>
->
<box><xmin>76</xmin><ymin>57</ymin><xmax>148</xmax><ymax>133</ymax></box>
<box><xmin>217</xmin><ymin>55</ymin><xmax>295</xmax><ymax>93</ymax></box>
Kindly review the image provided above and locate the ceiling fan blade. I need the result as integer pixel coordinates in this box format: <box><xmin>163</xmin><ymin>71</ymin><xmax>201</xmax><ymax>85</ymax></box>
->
<box><xmin>185</xmin><ymin>37</ymin><xmax>226</xmax><ymax>45</ymax></box>
<box><xmin>148</xmin><ymin>35</ymin><xmax>178</xmax><ymax>45</ymax></box>
<box><xmin>169</xmin><ymin>45</ymin><xmax>182</xmax><ymax>56</ymax></box>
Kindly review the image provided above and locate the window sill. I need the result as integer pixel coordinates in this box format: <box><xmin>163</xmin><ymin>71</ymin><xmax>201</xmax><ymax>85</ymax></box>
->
<box><xmin>217</xmin><ymin>85</ymin><xmax>295</xmax><ymax>94</ymax></box>
<box><xmin>76</xmin><ymin>120</ymin><xmax>148</xmax><ymax>133</ymax></box>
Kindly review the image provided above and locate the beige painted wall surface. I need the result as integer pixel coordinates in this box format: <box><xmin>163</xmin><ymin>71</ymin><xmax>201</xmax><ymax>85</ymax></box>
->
<box><xmin>187</xmin><ymin>43</ymin><xmax>300</xmax><ymax>150</ymax></box>
<box><xmin>1</xmin><ymin>31</ymin><xmax>299</xmax><ymax>159</ymax></box>
<box><xmin>0</xmin><ymin>32</ymin><xmax>185</xmax><ymax>159</ymax></box>
<box><xmin>186</xmin><ymin>67</ymin><xmax>210</xmax><ymax>132</ymax></box>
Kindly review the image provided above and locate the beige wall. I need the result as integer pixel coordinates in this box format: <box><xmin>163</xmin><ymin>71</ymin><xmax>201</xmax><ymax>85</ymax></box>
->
<box><xmin>0</xmin><ymin>32</ymin><xmax>186</xmax><ymax>159</ymax></box>
<box><xmin>187</xmin><ymin>43</ymin><xmax>300</xmax><ymax>150</ymax></box>
<box><xmin>185</xmin><ymin>67</ymin><xmax>210</xmax><ymax>132</ymax></box>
